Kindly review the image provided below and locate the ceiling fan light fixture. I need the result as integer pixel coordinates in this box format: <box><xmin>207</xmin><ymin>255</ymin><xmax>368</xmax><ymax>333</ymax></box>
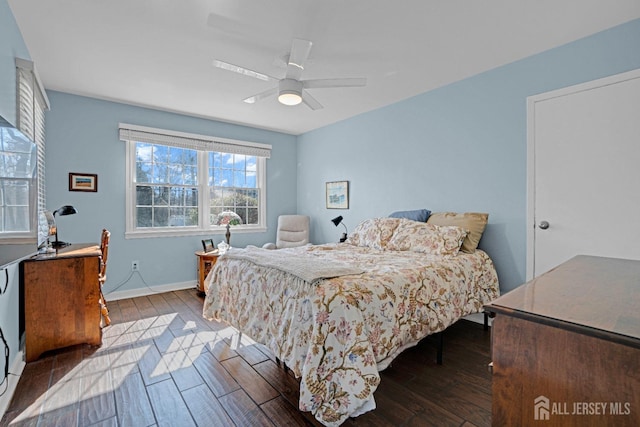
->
<box><xmin>278</xmin><ymin>79</ymin><xmax>303</xmax><ymax>106</ymax></box>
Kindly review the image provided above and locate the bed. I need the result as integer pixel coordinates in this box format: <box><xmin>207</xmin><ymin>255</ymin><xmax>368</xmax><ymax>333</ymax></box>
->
<box><xmin>202</xmin><ymin>216</ymin><xmax>500</xmax><ymax>426</ymax></box>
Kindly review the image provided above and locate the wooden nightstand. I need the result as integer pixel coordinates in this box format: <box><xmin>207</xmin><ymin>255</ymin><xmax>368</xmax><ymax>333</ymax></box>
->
<box><xmin>195</xmin><ymin>250</ymin><xmax>220</xmax><ymax>295</ymax></box>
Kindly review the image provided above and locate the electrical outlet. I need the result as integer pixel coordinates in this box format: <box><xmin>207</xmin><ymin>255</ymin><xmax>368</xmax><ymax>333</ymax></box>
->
<box><xmin>132</xmin><ymin>260</ymin><xmax>139</xmax><ymax>271</ymax></box>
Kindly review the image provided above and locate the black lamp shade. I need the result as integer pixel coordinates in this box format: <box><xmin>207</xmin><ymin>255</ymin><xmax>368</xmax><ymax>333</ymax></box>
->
<box><xmin>53</xmin><ymin>205</ymin><xmax>78</xmax><ymax>216</ymax></box>
<box><xmin>331</xmin><ymin>216</ymin><xmax>343</xmax><ymax>227</ymax></box>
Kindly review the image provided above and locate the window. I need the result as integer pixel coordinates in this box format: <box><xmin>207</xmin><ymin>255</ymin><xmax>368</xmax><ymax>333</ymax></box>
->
<box><xmin>0</xmin><ymin>127</ymin><xmax>36</xmax><ymax>234</ymax></box>
<box><xmin>0</xmin><ymin>58</ymin><xmax>48</xmax><ymax>242</ymax></box>
<box><xmin>120</xmin><ymin>124</ymin><xmax>271</xmax><ymax>238</ymax></box>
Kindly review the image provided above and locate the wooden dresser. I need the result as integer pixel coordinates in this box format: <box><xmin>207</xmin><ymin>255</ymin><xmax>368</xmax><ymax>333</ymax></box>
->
<box><xmin>485</xmin><ymin>255</ymin><xmax>640</xmax><ymax>426</ymax></box>
<box><xmin>20</xmin><ymin>244</ymin><xmax>102</xmax><ymax>362</ymax></box>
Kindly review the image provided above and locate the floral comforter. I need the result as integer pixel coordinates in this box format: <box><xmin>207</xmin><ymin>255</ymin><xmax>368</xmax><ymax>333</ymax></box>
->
<box><xmin>202</xmin><ymin>243</ymin><xmax>499</xmax><ymax>426</ymax></box>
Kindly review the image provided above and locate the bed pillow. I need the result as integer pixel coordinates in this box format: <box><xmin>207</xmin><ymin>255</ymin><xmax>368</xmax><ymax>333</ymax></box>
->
<box><xmin>426</xmin><ymin>212</ymin><xmax>488</xmax><ymax>253</ymax></box>
<box><xmin>346</xmin><ymin>217</ymin><xmax>402</xmax><ymax>250</ymax></box>
<box><xmin>388</xmin><ymin>209</ymin><xmax>431</xmax><ymax>222</ymax></box>
<box><xmin>387</xmin><ymin>219</ymin><xmax>467</xmax><ymax>256</ymax></box>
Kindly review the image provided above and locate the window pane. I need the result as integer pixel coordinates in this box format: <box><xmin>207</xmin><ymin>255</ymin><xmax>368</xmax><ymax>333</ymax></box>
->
<box><xmin>234</xmin><ymin>154</ymin><xmax>246</xmax><ymax>170</ymax></box>
<box><xmin>221</xmin><ymin>168</ymin><xmax>233</xmax><ymax>187</ymax></box>
<box><xmin>168</xmin><ymin>164</ymin><xmax>184</xmax><ymax>185</ymax></box>
<box><xmin>169</xmin><ymin>147</ymin><xmax>184</xmax><ymax>163</ymax></box>
<box><xmin>153</xmin><ymin>164</ymin><xmax>168</xmax><ymax>184</ymax></box>
<box><xmin>183</xmin><ymin>166</ymin><xmax>197</xmax><ymax>185</ymax></box>
<box><xmin>136</xmin><ymin>143</ymin><xmax>153</xmax><ymax>162</ymax></box>
<box><xmin>246</xmin><ymin>170</ymin><xmax>256</xmax><ymax>187</ymax></box>
<box><xmin>220</xmin><ymin>153</ymin><xmax>232</xmax><ymax>168</ymax></box>
<box><xmin>137</xmin><ymin>207</ymin><xmax>152</xmax><ymax>227</ymax></box>
<box><xmin>185</xmin><ymin>207</ymin><xmax>198</xmax><ymax>226</ymax></box>
<box><xmin>185</xmin><ymin>188</ymin><xmax>198</xmax><ymax>206</ymax></box>
<box><xmin>234</xmin><ymin>170</ymin><xmax>245</xmax><ymax>188</ymax></box>
<box><xmin>136</xmin><ymin>162</ymin><xmax>152</xmax><ymax>183</ymax></box>
<box><xmin>169</xmin><ymin>207</ymin><xmax>185</xmax><ymax>226</ymax></box>
<box><xmin>169</xmin><ymin>187</ymin><xmax>183</xmax><ymax>205</ymax></box>
<box><xmin>246</xmin><ymin>157</ymin><xmax>257</xmax><ymax>171</ymax></box>
<box><xmin>153</xmin><ymin>187</ymin><xmax>169</xmax><ymax>206</ymax></box>
<box><xmin>3</xmin><ymin>180</ymin><xmax>29</xmax><ymax>204</ymax></box>
<box><xmin>153</xmin><ymin>144</ymin><xmax>168</xmax><ymax>163</ymax></box>
<box><xmin>246</xmin><ymin>207</ymin><xmax>258</xmax><ymax>225</ymax></box>
<box><xmin>136</xmin><ymin>185</ymin><xmax>153</xmax><ymax>205</ymax></box>
<box><xmin>153</xmin><ymin>207</ymin><xmax>169</xmax><ymax>227</ymax></box>
<box><xmin>4</xmin><ymin>206</ymin><xmax>29</xmax><ymax>231</ymax></box>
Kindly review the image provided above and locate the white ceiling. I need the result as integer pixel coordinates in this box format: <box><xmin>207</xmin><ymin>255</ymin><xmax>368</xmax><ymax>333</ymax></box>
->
<box><xmin>8</xmin><ymin>0</ymin><xmax>640</xmax><ymax>135</ymax></box>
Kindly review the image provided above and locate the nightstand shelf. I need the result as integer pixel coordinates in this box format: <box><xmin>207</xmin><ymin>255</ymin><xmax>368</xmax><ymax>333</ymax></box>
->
<box><xmin>195</xmin><ymin>250</ymin><xmax>220</xmax><ymax>295</ymax></box>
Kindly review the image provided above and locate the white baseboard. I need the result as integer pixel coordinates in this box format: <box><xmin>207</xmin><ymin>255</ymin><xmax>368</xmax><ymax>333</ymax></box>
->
<box><xmin>104</xmin><ymin>281</ymin><xmax>197</xmax><ymax>301</ymax></box>
<box><xmin>0</xmin><ymin>350</ymin><xmax>26</xmax><ymax>420</ymax></box>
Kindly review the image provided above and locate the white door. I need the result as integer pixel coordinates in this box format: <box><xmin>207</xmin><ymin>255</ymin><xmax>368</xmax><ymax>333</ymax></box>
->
<box><xmin>527</xmin><ymin>69</ymin><xmax>640</xmax><ymax>279</ymax></box>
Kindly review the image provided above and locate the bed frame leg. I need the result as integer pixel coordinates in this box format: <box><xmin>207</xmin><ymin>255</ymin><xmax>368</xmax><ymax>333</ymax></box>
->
<box><xmin>483</xmin><ymin>311</ymin><xmax>495</xmax><ymax>331</ymax></box>
<box><xmin>275</xmin><ymin>356</ymin><xmax>289</xmax><ymax>372</ymax></box>
<box><xmin>436</xmin><ymin>332</ymin><xmax>443</xmax><ymax>365</ymax></box>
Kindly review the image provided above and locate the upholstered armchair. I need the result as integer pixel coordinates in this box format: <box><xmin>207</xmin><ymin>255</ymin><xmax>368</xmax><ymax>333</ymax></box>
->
<box><xmin>263</xmin><ymin>215</ymin><xmax>310</xmax><ymax>249</ymax></box>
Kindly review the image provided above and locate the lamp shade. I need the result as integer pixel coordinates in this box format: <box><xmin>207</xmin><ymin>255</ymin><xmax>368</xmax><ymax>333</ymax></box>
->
<box><xmin>331</xmin><ymin>216</ymin><xmax>343</xmax><ymax>227</ymax></box>
<box><xmin>53</xmin><ymin>205</ymin><xmax>77</xmax><ymax>216</ymax></box>
<box><xmin>216</xmin><ymin>211</ymin><xmax>243</xmax><ymax>226</ymax></box>
<box><xmin>216</xmin><ymin>211</ymin><xmax>243</xmax><ymax>245</ymax></box>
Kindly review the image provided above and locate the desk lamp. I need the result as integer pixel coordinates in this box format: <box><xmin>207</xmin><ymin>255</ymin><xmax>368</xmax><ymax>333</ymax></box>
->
<box><xmin>331</xmin><ymin>215</ymin><xmax>348</xmax><ymax>243</ymax></box>
<box><xmin>52</xmin><ymin>205</ymin><xmax>77</xmax><ymax>248</ymax></box>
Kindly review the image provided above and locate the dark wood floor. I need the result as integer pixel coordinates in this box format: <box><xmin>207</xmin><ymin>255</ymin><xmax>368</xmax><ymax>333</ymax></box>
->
<box><xmin>1</xmin><ymin>290</ymin><xmax>492</xmax><ymax>427</ymax></box>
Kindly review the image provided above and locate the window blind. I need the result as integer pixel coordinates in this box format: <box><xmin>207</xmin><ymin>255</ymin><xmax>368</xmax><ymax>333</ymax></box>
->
<box><xmin>119</xmin><ymin>124</ymin><xmax>271</xmax><ymax>158</ymax></box>
<box><xmin>16</xmin><ymin>58</ymin><xmax>50</xmax><ymax>242</ymax></box>
<box><xmin>16</xmin><ymin>65</ymin><xmax>35</xmax><ymax>142</ymax></box>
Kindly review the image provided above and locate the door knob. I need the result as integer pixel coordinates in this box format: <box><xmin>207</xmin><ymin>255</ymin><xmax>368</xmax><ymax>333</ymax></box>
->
<box><xmin>538</xmin><ymin>221</ymin><xmax>550</xmax><ymax>230</ymax></box>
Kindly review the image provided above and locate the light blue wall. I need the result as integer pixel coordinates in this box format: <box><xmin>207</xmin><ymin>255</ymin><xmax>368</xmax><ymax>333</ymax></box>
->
<box><xmin>45</xmin><ymin>92</ymin><xmax>297</xmax><ymax>296</ymax></box>
<box><xmin>297</xmin><ymin>18</ymin><xmax>640</xmax><ymax>293</ymax></box>
<box><xmin>0</xmin><ymin>0</ymin><xmax>30</xmax><ymax>123</ymax></box>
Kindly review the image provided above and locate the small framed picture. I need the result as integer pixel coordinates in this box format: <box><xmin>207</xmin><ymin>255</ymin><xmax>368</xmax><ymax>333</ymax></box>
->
<box><xmin>201</xmin><ymin>239</ymin><xmax>215</xmax><ymax>253</ymax></box>
<box><xmin>69</xmin><ymin>173</ymin><xmax>98</xmax><ymax>192</ymax></box>
<box><xmin>326</xmin><ymin>180</ymin><xmax>349</xmax><ymax>209</ymax></box>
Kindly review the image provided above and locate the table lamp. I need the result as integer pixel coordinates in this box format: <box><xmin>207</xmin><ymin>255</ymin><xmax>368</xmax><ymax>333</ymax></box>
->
<box><xmin>331</xmin><ymin>215</ymin><xmax>348</xmax><ymax>242</ymax></box>
<box><xmin>51</xmin><ymin>205</ymin><xmax>77</xmax><ymax>248</ymax></box>
<box><xmin>216</xmin><ymin>211</ymin><xmax>243</xmax><ymax>245</ymax></box>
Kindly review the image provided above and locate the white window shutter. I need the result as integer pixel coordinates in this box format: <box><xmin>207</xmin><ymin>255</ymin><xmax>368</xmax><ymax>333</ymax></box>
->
<box><xmin>16</xmin><ymin>58</ymin><xmax>50</xmax><ymax>242</ymax></box>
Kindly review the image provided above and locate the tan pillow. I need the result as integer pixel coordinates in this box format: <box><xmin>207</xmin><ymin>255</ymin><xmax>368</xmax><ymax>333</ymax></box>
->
<box><xmin>427</xmin><ymin>212</ymin><xmax>488</xmax><ymax>253</ymax></box>
<box><xmin>346</xmin><ymin>217</ymin><xmax>402</xmax><ymax>250</ymax></box>
<box><xmin>386</xmin><ymin>219</ymin><xmax>467</xmax><ymax>256</ymax></box>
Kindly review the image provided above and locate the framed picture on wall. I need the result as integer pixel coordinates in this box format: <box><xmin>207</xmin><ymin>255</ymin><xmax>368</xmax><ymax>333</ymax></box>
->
<box><xmin>69</xmin><ymin>172</ymin><xmax>98</xmax><ymax>192</ymax></box>
<box><xmin>201</xmin><ymin>239</ymin><xmax>215</xmax><ymax>253</ymax></box>
<box><xmin>326</xmin><ymin>180</ymin><xmax>349</xmax><ymax>209</ymax></box>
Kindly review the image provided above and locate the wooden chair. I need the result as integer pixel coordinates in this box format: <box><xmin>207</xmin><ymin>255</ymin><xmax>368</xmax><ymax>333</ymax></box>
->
<box><xmin>99</xmin><ymin>228</ymin><xmax>111</xmax><ymax>326</ymax></box>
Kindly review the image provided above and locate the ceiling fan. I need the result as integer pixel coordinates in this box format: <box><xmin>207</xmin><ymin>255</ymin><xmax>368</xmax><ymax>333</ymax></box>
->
<box><xmin>213</xmin><ymin>39</ymin><xmax>366</xmax><ymax>110</ymax></box>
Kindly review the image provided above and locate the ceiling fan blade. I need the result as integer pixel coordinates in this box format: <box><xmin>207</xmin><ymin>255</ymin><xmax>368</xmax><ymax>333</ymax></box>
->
<box><xmin>303</xmin><ymin>78</ymin><xmax>367</xmax><ymax>89</ymax></box>
<box><xmin>285</xmin><ymin>39</ymin><xmax>312</xmax><ymax>80</ymax></box>
<box><xmin>302</xmin><ymin>90</ymin><xmax>323</xmax><ymax>110</ymax></box>
<box><xmin>213</xmin><ymin>60</ymin><xmax>275</xmax><ymax>82</ymax></box>
<box><xmin>243</xmin><ymin>87</ymin><xmax>278</xmax><ymax>104</ymax></box>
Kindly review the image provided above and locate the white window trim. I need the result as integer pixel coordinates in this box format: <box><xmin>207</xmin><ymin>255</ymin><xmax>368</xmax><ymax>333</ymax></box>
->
<box><xmin>121</xmin><ymin>124</ymin><xmax>269</xmax><ymax>239</ymax></box>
